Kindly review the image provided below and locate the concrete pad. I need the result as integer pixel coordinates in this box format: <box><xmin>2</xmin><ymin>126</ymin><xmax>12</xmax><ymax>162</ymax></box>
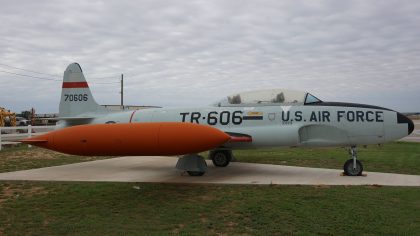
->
<box><xmin>401</xmin><ymin>136</ymin><xmax>420</xmax><ymax>142</ymax></box>
<box><xmin>0</xmin><ymin>156</ymin><xmax>419</xmax><ymax>186</ymax></box>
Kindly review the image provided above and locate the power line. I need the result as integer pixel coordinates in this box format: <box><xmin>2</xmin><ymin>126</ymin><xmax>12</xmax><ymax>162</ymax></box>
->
<box><xmin>89</xmin><ymin>81</ymin><xmax>120</xmax><ymax>84</ymax></box>
<box><xmin>0</xmin><ymin>63</ymin><xmax>121</xmax><ymax>81</ymax></box>
<box><xmin>0</xmin><ymin>70</ymin><xmax>120</xmax><ymax>84</ymax></box>
<box><xmin>0</xmin><ymin>63</ymin><xmax>61</xmax><ymax>77</ymax></box>
<box><xmin>88</xmin><ymin>75</ymin><xmax>120</xmax><ymax>80</ymax></box>
<box><xmin>0</xmin><ymin>70</ymin><xmax>60</xmax><ymax>81</ymax></box>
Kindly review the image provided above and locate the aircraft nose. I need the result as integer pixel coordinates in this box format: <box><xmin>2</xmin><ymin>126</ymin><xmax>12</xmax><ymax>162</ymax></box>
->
<box><xmin>397</xmin><ymin>113</ymin><xmax>414</xmax><ymax>135</ymax></box>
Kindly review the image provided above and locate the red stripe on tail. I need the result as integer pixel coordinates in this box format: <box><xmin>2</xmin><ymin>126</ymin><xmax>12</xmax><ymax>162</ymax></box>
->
<box><xmin>62</xmin><ymin>82</ymin><xmax>89</xmax><ymax>88</ymax></box>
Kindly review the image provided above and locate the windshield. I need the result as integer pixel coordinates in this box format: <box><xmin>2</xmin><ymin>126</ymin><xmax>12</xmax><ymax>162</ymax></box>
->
<box><xmin>304</xmin><ymin>93</ymin><xmax>322</xmax><ymax>104</ymax></box>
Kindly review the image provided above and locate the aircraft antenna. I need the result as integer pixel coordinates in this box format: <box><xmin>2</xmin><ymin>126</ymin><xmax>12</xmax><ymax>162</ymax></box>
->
<box><xmin>120</xmin><ymin>74</ymin><xmax>124</xmax><ymax>109</ymax></box>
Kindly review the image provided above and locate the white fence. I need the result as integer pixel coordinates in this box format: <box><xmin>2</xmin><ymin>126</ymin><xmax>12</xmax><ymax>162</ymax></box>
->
<box><xmin>0</xmin><ymin>125</ymin><xmax>56</xmax><ymax>151</ymax></box>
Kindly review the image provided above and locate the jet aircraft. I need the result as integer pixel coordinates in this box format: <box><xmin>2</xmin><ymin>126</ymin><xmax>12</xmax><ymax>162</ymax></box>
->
<box><xmin>23</xmin><ymin>63</ymin><xmax>414</xmax><ymax>176</ymax></box>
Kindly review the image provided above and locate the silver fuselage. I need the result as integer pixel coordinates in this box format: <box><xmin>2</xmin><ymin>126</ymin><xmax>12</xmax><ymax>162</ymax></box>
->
<box><xmin>59</xmin><ymin>103</ymin><xmax>411</xmax><ymax>149</ymax></box>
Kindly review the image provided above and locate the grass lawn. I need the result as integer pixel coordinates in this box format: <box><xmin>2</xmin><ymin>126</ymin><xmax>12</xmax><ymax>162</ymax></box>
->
<box><xmin>0</xmin><ymin>182</ymin><xmax>419</xmax><ymax>235</ymax></box>
<box><xmin>233</xmin><ymin>142</ymin><xmax>420</xmax><ymax>175</ymax></box>
<box><xmin>0</xmin><ymin>145</ymin><xmax>111</xmax><ymax>173</ymax></box>
<box><xmin>0</xmin><ymin>142</ymin><xmax>419</xmax><ymax>235</ymax></box>
<box><xmin>1</xmin><ymin>142</ymin><xmax>420</xmax><ymax>175</ymax></box>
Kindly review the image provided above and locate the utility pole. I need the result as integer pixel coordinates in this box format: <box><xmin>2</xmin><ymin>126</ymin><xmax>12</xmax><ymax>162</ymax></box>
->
<box><xmin>120</xmin><ymin>74</ymin><xmax>124</xmax><ymax>109</ymax></box>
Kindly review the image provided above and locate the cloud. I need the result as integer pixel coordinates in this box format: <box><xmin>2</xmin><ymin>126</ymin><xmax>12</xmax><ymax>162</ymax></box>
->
<box><xmin>0</xmin><ymin>0</ymin><xmax>419</xmax><ymax>113</ymax></box>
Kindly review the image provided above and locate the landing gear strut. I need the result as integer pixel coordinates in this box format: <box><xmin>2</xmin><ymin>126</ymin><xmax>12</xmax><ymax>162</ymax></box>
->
<box><xmin>343</xmin><ymin>146</ymin><xmax>363</xmax><ymax>176</ymax></box>
<box><xmin>209</xmin><ymin>150</ymin><xmax>232</xmax><ymax>167</ymax></box>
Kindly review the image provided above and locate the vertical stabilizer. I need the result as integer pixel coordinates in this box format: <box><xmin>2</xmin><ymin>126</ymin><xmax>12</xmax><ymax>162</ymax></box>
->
<box><xmin>59</xmin><ymin>63</ymin><xmax>107</xmax><ymax>117</ymax></box>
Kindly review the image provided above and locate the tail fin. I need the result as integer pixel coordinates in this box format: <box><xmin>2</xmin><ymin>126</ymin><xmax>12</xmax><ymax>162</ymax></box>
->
<box><xmin>59</xmin><ymin>63</ymin><xmax>107</xmax><ymax>118</ymax></box>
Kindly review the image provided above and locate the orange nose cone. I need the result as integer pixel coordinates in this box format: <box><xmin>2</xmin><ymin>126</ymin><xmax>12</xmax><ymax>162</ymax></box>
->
<box><xmin>21</xmin><ymin>122</ymin><xmax>229</xmax><ymax>156</ymax></box>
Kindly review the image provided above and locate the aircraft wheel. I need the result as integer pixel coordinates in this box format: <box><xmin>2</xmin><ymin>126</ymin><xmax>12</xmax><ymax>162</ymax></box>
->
<box><xmin>343</xmin><ymin>159</ymin><xmax>363</xmax><ymax>176</ymax></box>
<box><xmin>187</xmin><ymin>171</ymin><xmax>205</xmax><ymax>176</ymax></box>
<box><xmin>210</xmin><ymin>150</ymin><xmax>232</xmax><ymax>167</ymax></box>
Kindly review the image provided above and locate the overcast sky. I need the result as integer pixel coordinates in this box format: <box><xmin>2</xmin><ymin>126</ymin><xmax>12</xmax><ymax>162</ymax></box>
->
<box><xmin>1</xmin><ymin>0</ymin><xmax>419</xmax><ymax>113</ymax></box>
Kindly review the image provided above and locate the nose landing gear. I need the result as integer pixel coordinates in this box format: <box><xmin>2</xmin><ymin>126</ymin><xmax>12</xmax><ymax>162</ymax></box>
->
<box><xmin>343</xmin><ymin>146</ymin><xmax>363</xmax><ymax>176</ymax></box>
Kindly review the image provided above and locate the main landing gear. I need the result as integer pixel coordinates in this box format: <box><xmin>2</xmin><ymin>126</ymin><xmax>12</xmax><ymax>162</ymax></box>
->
<box><xmin>176</xmin><ymin>150</ymin><xmax>233</xmax><ymax>176</ymax></box>
<box><xmin>209</xmin><ymin>150</ymin><xmax>232</xmax><ymax>167</ymax></box>
<box><xmin>343</xmin><ymin>146</ymin><xmax>363</xmax><ymax>176</ymax></box>
<box><xmin>176</xmin><ymin>154</ymin><xmax>208</xmax><ymax>176</ymax></box>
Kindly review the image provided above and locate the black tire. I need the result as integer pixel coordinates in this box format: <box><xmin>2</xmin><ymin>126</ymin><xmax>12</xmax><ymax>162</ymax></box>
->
<box><xmin>187</xmin><ymin>171</ymin><xmax>205</xmax><ymax>176</ymax></box>
<box><xmin>343</xmin><ymin>159</ymin><xmax>363</xmax><ymax>176</ymax></box>
<box><xmin>210</xmin><ymin>150</ymin><xmax>232</xmax><ymax>167</ymax></box>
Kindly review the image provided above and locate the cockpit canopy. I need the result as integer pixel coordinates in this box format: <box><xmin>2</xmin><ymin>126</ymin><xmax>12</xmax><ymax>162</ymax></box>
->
<box><xmin>213</xmin><ymin>89</ymin><xmax>322</xmax><ymax>107</ymax></box>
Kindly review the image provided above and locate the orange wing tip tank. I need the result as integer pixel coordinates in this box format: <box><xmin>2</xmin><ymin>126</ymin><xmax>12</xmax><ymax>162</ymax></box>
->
<box><xmin>21</xmin><ymin>122</ymin><xmax>230</xmax><ymax>156</ymax></box>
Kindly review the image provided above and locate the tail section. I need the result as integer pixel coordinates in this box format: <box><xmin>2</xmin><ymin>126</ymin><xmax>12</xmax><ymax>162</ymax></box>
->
<box><xmin>59</xmin><ymin>63</ymin><xmax>107</xmax><ymax>118</ymax></box>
